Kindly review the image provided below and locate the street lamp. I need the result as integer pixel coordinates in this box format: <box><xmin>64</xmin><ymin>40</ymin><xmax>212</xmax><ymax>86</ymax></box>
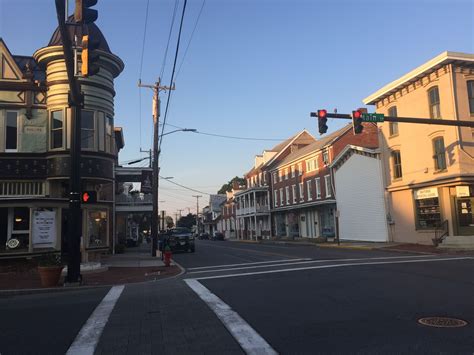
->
<box><xmin>161</xmin><ymin>128</ymin><xmax>197</xmax><ymax>137</ymax></box>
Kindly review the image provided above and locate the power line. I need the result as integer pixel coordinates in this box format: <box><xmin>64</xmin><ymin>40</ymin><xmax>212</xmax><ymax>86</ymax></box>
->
<box><xmin>159</xmin><ymin>0</ymin><xmax>188</xmax><ymax>151</ymax></box>
<box><xmin>160</xmin><ymin>0</ymin><xmax>180</xmax><ymax>80</ymax></box>
<box><xmin>138</xmin><ymin>0</ymin><xmax>151</xmax><ymax>149</ymax></box>
<box><xmin>160</xmin><ymin>175</ymin><xmax>210</xmax><ymax>195</ymax></box>
<box><xmin>163</xmin><ymin>122</ymin><xmax>285</xmax><ymax>141</ymax></box>
<box><xmin>175</xmin><ymin>0</ymin><xmax>206</xmax><ymax>80</ymax></box>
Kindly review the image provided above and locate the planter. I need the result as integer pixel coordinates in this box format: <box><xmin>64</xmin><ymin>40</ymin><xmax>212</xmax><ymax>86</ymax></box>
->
<box><xmin>38</xmin><ymin>266</ymin><xmax>64</xmax><ymax>288</ymax></box>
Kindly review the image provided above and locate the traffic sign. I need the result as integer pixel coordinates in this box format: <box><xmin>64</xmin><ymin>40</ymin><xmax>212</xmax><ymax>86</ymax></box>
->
<box><xmin>362</xmin><ymin>113</ymin><xmax>384</xmax><ymax>122</ymax></box>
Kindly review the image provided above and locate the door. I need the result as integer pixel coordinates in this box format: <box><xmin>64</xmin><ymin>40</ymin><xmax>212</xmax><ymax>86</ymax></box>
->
<box><xmin>456</xmin><ymin>198</ymin><xmax>474</xmax><ymax>236</ymax></box>
<box><xmin>300</xmin><ymin>213</ymin><xmax>308</xmax><ymax>238</ymax></box>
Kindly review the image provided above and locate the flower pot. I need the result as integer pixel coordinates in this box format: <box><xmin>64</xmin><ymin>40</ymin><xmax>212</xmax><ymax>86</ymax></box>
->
<box><xmin>38</xmin><ymin>266</ymin><xmax>64</xmax><ymax>288</ymax></box>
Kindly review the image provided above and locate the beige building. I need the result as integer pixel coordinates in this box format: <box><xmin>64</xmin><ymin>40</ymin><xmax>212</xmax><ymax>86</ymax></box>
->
<box><xmin>364</xmin><ymin>51</ymin><xmax>474</xmax><ymax>245</ymax></box>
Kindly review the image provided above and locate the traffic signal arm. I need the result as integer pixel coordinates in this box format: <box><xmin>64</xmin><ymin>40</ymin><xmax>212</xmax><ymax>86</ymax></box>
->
<box><xmin>310</xmin><ymin>112</ymin><xmax>474</xmax><ymax>128</ymax></box>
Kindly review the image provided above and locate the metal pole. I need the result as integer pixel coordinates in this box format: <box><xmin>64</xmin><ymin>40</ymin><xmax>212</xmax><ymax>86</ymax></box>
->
<box><xmin>193</xmin><ymin>195</ymin><xmax>201</xmax><ymax>234</ymax></box>
<box><xmin>151</xmin><ymin>86</ymin><xmax>159</xmax><ymax>257</ymax></box>
<box><xmin>55</xmin><ymin>0</ymin><xmax>82</xmax><ymax>284</ymax></box>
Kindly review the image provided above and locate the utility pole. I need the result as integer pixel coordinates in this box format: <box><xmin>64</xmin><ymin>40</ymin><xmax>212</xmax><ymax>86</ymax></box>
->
<box><xmin>193</xmin><ymin>195</ymin><xmax>202</xmax><ymax>234</ymax></box>
<box><xmin>138</xmin><ymin>78</ymin><xmax>175</xmax><ymax>256</ymax></box>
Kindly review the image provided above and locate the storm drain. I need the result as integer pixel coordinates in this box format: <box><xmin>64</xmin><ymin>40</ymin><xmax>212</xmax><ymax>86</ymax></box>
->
<box><xmin>418</xmin><ymin>317</ymin><xmax>468</xmax><ymax>328</ymax></box>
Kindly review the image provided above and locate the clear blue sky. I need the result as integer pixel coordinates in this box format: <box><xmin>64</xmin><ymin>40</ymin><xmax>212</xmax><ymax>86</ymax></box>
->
<box><xmin>1</xmin><ymin>0</ymin><xmax>473</xmax><ymax>215</ymax></box>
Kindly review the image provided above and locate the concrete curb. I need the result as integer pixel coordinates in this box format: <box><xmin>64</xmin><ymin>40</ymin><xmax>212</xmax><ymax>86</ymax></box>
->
<box><xmin>0</xmin><ymin>265</ymin><xmax>183</xmax><ymax>298</ymax></box>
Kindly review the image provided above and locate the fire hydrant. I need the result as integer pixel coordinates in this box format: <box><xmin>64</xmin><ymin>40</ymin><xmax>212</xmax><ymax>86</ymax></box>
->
<box><xmin>164</xmin><ymin>245</ymin><xmax>172</xmax><ymax>267</ymax></box>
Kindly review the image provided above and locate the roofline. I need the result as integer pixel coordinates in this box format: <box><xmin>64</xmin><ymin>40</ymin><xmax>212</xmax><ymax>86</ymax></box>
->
<box><xmin>265</xmin><ymin>129</ymin><xmax>314</xmax><ymax>167</ymax></box>
<box><xmin>330</xmin><ymin>145</ymin><xmax>380</xmax><ymax>169</ymax></box>
<box><xmin>268</xmin><ymin>125</ymin><xmax>353</xmax><ymax>172</ymax></box>
<box><xmin>363</xmin><ymin>51</ymin><xmax>474</xmax><ymax>105</ymax></box>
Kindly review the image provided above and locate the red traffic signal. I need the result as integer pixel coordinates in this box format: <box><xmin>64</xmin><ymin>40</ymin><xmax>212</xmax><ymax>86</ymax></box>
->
<box><xmin>317</xmin><ymin>109</ymin><xmax>328</xmax><ymax>135</ymax></box>
<box><xmin>81</xmin><ymin>191</ymin><xmax>97</xmax><ymax>203</ymax></box>
<box><xmin>317</xmin><ymin>109</ymin><xmax>327</xmax><ymax>119</ymax></box>
<box><xmin>352</xmin><ymin>110</ymin><xmax>364</xmax><ymax>134</ymax></box>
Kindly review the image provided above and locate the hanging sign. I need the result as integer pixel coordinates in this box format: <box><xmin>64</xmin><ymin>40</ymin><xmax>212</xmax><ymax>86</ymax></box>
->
<box><xmin>32</xmin><ymin>210</ymin><xmax>56</xmax><ymax>247</ymax></box>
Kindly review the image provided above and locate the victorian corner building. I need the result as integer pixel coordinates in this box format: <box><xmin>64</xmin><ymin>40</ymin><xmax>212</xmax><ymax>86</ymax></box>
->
<box><xmin>0</xmin><ymin>19</ymin><xmax>124</xmax><ymax>259</ymax></box>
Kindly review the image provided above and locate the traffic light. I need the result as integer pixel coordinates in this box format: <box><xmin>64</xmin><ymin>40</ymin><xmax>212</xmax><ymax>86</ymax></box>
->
<box><xmin>81</xmin><ymin>191</ymin><xmax>97</xmax><ymax>203</ymax></box>
<box><xmin>352</xmin><ymin>109</ymin><xmax>364</xmax><ymax>134</ymax></box>
<box><xmin>317</xmin><ymin>109</ymin><xmax>328</xmax><ymax>135</ymax></box>
<box><xmin>74</xmin><ymin>0</ymin><xmax>98</xmax><ymax>24</ymax></box>
<box><xmin>81</xmin><ymin>35</ymin><xmax>100</xmax><ymax>77</ymax></box>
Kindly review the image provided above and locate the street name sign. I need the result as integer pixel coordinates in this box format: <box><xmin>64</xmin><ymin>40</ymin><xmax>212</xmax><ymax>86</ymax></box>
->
<box><xmin>362</xmin><ymin>113</ymin><xmax>385</xmax><ymax>122</ymax></box>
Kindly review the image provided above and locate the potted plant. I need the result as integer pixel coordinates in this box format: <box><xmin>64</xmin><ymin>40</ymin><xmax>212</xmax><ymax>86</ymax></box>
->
<box><xmin>36</xmin><ymin>253</ymin><xmax>64</xmax><ymax>288</ymax></box>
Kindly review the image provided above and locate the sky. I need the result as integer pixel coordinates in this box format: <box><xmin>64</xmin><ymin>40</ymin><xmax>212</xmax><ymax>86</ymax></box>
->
<box><xmin>1</xmin><ymin>0</ymin><xmax>473</xmax><ymax>216</ymax></box>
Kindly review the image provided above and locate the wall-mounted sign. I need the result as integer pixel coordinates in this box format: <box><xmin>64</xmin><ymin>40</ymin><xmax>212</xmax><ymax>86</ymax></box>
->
<box><xmin>24</xmin><ymin>126</ymin><xmax>46</xmax><ymax>134</ymax></box>
<box><xmin>414</xmin><ymin>188</ymin><xmax>438</xmax><ymax>200</ymax></box>
<box><xmin>141</xmin><ymin>170</ymin><xmax>152</xmax><ymax>194</ymax></box>
<box><xmin>32</xmin><ymin>210</ymin><xmax>56</xmax><ymax>247</ymax></box>
<box><xmin>456</xmin><ymin>186</ymin><xmax>470</xmax><ymax>198</ymax></box>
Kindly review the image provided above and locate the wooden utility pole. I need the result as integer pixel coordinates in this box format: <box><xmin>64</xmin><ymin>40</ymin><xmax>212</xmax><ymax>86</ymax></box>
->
<box><xmin>138</xmin><ymin>79</ymin><xmax>174</xmax><ymax>256</ymax></box>
<box><xmin>193</xmin><ymin>195</ymin><xmax>202</xmax><ymax>234</ymax></box>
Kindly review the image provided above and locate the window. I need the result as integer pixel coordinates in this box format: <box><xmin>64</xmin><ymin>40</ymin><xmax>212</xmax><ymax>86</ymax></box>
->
<box><xmin>314</xmin><ymin>158</ymin><xmax>319</xmax><ymax>170</ymax></box>
<box><xmin>428</xmin><ymin>86</ymin><xmax>441</xmax><ymax>119</ymax></box>
<box><xmin>298</xmin><ymin>162</ymin><xmax>303</xmax><ymax>175</ymax></box>
<box><xmin>315</xmin><ymin>177</ymin><xmax>321</xmax><ymax>199</ymax></box>
<box><xmin>273</xmin><ymin>172</ymin><xmax>277</xmax><ymax>184</ymax></box>
<box><xmin>306</xmin><ymin>161</ymin><xmax>311</xmax><ymax>171</ymax></box>
<box><xmin>299</xmin><ymin>182</ymin><xmax>304</xmax><ymax>202</ymax></box>
<box><xmin>292</xmin><ymin>185</ymin><xmax>296</xmax><ymax>203</ymax></box>
<box><xmin>323</xmin><ymin>150</ymin><xmax>329</xmax><ymax>165</ymax></box>
<box><xmin>285</xmin><ymin>186</ymin><xmax>290</xmax><ymax>204</ymax></box>
<box><xmin>324</xmin><ymin>175</ymin><xmax>332</xmax><ymax>197</ymax></box>
<box><xmin>388</xmin><ymin>106</ymin><xmax>398</xmax><ymax>136</ymax></box>
<box><xmin>81</xmin><ymin>110</ymin><xmax>95</xmax><ymax>150</ymax></box>
<box><xmin>433</xmin><ymin>137</ymin><xmax>447</xmax><ymax>171</ymax></box>
<box><xmin>86</xmin><ymin>210</ymin><xmax>108</xmax><ymax>248</ymax></box>
<box><xmin>279</xmin><ymin>170</ymin><xmax>283</xmax><ymax>182</ymax></box>
<box><xmin>279</xmin><ymin>188</ymin><xmax>284</xmax><ymax>205</ymax></box>
<box><xmin>306</xmin><ymin>180</ymin><xmax>313</xmax><ymax>201</ymax></box>
<box><xmin>274</xmin><ymin>190</ymin><xmax>278</xmax><ymax>207</ymax></box>
<box><xmin>391</xmin><ymin>150</ymin><xmax>403</xmax><ymax>179</ymax></box>
<box><xmin>291</xmin><ymin>165</ymin><xmax>295</xmax><ymax>178</ymax></box>
<box><xmin>415</xmin><ymin>196</ymin><xmax>441</xmax><ymax>229</ymax></box>
<box><xmin>10</xmin><ymin>207</ymin><xmax>30</xmax><ymax>250</ymax></box>
<box><xmin>106</xmin><ymin>115</ymin><xmax>113</xmax><ymax>153</ymax></box>
<box><xmin>259</xmin><ymin>173</ymin><xmax>262</xmax><ymax>186</ymax></box>
<box><xmin>285</xmin><ymin>168</ymin><xmax>289</xmax><ymax>180</ymax></box>
<box><xmin>5</xmin><ymin>111</ymin><xmax>18</xmax><ymax>151</ymax></box>
<box><xmin>50</xmin><ymin>110</ymin><xmax>63</xmax><ymax>149</ymax></box>
<box><xmin>468</xmin><ymin>81</ymin><xmax>474</xmax><ymax>114</ymax></box>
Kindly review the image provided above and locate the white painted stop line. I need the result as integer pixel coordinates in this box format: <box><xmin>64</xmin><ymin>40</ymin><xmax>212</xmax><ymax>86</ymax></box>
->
<box><xmin>66</xmin><ymin>285</ymin><xmax>124</xmax><ymax>355</ymax></box>
<box><xmin>185</xmin><ymin>279</ymin><xmax>278</xmax><ymax>355</ymax></box>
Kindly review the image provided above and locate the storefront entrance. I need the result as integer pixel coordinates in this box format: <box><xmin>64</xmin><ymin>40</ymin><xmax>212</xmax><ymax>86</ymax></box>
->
<box><xmin>455</xmin><ymin>197</ymin><xmax>474</xmax><ymax>236</ymax></box>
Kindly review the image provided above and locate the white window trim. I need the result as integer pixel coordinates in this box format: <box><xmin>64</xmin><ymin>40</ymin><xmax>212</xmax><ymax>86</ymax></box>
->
<box><xmin>280</xmin><ymin>188</ymin><xmax>284</xmax><ymax>205</ymax></box>
<box><xmin>285</xmin><ymin>168</ymin><xmax>289</xmax><ymax>180</ymax></box>
<box><xmin>325</xmin><ymin>175</ymin><xmax>332</xmax><ymax>197</ymax></box>
<box><xmin>306</xmin><ymin>180</ymin><xmax>313</xmax><ymax>201</ymax></box>
<box><xmin>50</xmin><ymin>109</ymin><xmax>65</xmax><ymax>151</ymax></box>
<box><xmin>285</xmin><ymin>186</ymin><xmax>290</xmax><ymax>204</ymax></box>
<box><xmin>291</xmin><ymin>165</ymin><xmax>295</xmax><ymax>178</ymax></box>
<box><xmin>274</xmin><ymin>190</ymin><xmax>278</xmax><ymax>207</ymax></box>
<box><xmin>5</xmin><ymin>110</ymin><xmax>19</xmax><ymax>152</ymax></box>
<box><xmin>299</xmin><ymin>182</ymin><xmax>304</xmax><ymax>202</ymax></box>
<box><xmin>81</xmin><ymin>110</ymin><xmax>97</xmax><ymax>151</ymax></box>
<box><xmin>298</xmin><ymin>162</ymin><xmax>303</xmax><ymax>176</ymax></box>
<box><xmin>292</xmin><ymin>184</ymin><xmax>296</xmax><ymax>204</ymax></box>
<box><xmin>315</xmin><ymin>177</ymin><xmax>321</xmax><ymax>199</ymax></box>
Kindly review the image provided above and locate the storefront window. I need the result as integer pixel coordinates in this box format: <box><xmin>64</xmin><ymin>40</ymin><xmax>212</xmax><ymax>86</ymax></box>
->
<box><xmin>11</xmin><ymin>207</ymin><xmax>30</xmax><ymax>250</ymax></box>
<box><xmin>86</xmin><ymin>210</ymin><xmax>108</xmax><ymax>248</ymax></box>
<box><xmin>415</xmin><ymin>197</ymin><xmax>441</xmax><ymax>229</ymax></box>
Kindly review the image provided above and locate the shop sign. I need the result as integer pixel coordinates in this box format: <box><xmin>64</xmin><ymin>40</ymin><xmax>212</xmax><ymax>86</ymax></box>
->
<box><xmin>32</xmin><ymin>210</ymin><xmax>56</xmax><ymax>247</ymax></box>
<box><xmin>141</xmin><ymin>170</ymin><xmax>152</xmax><ymax>194</ymax></box>
<box><xmin>24</xmin><ymin>126</ymin><xmax>46</xmax><ymax>134</ymax></box>
<box><xmin>414</xmin><ymin>188</ymin><xmax>438</xmax><ymax>200</ymax></box>
<box><xmin>456</xmin><ymin>186</ymin><xmax>470</xmax><ymax>198</ymax></box>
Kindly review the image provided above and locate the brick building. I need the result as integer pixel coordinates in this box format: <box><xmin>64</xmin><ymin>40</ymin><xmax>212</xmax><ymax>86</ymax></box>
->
<box><xmin>269</xmin><ymin>123</ymin><xmax>378</xmax><ymax>239</ymax></box>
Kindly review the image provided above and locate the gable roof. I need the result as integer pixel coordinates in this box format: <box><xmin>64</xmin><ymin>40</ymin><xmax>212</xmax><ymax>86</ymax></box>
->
<box><xmin>0</xmin><ymin>38</ymin><xmax>45</xmax><ymax>82</ymax></box>
<box><xmin>272</xmin><ymin>124</ymin><xmax>353</xmax><ymax>169</ymax></box>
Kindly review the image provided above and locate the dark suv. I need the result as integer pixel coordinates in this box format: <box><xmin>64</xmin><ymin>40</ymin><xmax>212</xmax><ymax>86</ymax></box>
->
<box><xmin>166</xmin><ymin>227</ymin><xmax>195</xmax><ymax>253</ymax></box>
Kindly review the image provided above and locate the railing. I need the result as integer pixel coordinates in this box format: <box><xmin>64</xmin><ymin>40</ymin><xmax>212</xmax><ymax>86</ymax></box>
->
<box><xmin>236</xmin><ymin>205</ymin><xmax>270</xmax><ymax>216</ymax></box>
<box><xmin>0</xmin><ymin>181</ymin><xmax>45</xmax><ymax>196</ymax></box>
<box><xmin>432</xmin><ymin>220</ymin><xmax>449</xmax><ymax>246</ymax></box>
<box><xmin>115</xmin><ymin>194</ymin><xmax>153</xmax><ymax>205</ymax></box>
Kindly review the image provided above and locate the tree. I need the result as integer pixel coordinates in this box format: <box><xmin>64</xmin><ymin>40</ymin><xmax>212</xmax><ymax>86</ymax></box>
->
<box><xmin>218</xmin><ymin>176</ymin><xmax>246</xmax><ymax>194</ymax></box>
<box><xmin>165</xmin><ymin>216</ymin><xmax>174</xmax><ymax>229</ymax></box>
<box><xmin>177</xmin><ymin>213</ymin><xmax>196</xmax><ymax>229</ymax></box>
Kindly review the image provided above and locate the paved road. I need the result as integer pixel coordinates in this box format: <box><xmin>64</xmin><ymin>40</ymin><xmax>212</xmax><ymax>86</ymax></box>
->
<box><xmin>1</xmin><ymin>240</ymin><xmax>473</xmax><ymax>354</ymax></box>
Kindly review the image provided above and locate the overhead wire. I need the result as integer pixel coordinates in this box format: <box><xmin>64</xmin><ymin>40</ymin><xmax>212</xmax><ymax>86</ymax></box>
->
<box><xmin>138</xmin><ymin>0</ymin><xmax>151</xmax><ymax>151</ymax></box>
<box><xmin>160</xmin><ymin>0</ymin><xmax>180</xmax><ymax>80</ymax></box>
<box><xmin>159</xmin><ymin>0</ymin><xmax>188</xmax><ymax>150</ymax></box>
<box><xmin>160</xmin><ymin>175</ymin><xmax>210</xmax><ymax>195</ymax></box>
<box><xmin>175</xmin><ymin>0</ymin><xmax>206</xmax><ymax>80</ymax></box>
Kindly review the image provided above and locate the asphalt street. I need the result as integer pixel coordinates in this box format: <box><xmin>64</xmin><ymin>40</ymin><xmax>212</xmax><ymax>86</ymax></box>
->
<box><xmin>1</xmin><ymin>240</ymin><xmax>473</xmax><ymax>355</ymax></box>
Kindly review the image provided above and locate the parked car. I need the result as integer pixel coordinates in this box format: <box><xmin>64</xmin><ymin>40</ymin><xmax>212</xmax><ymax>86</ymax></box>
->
<box><xmin>212</xmin><ymin>232</ymin><xmax>225</xmax><ymax>241</ymax></box>
<box><xmin>198</xmin><ymin>232</ymin><xmax>210</xmax><ymax>240</ymax></box>
<box><xmin>164</xmin><ymin>227</ymin><xmax>195</xmax><ymax>253</ymax></box>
